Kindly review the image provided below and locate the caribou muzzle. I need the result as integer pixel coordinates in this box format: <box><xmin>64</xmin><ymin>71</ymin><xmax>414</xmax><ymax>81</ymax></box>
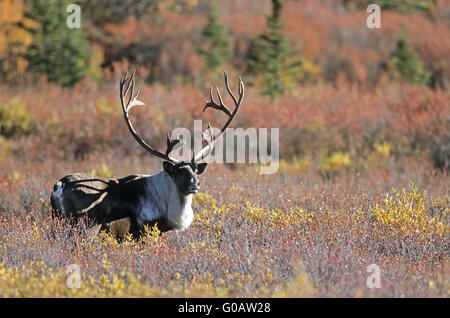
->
<box><xmin>185</xmin><ymin>177</ymin><xmax>200</xmax><ymax>194</ymax></box>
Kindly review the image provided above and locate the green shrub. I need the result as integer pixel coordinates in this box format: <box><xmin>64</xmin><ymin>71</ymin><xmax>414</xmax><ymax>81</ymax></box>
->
<box><xmin>390</xmin><ymin>31</ymin><xmax>430</xmax><ymax>85</ymax></box>
<box><xmin>247</xmin><ymin>0</ymin><xmax>303</xmax><ymax>98</ymax></box>
<box><xmin>25</xmin><ymin>0</ymin><xmax>90</xmax><ymax>87</ymax></box>
<box><xmin>196</xmin><ymin>2</ymin><xmax>232</xmax><ymax>72</ymax></box>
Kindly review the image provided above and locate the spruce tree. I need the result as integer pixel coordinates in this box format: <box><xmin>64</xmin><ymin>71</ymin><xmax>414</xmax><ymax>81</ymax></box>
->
<box><xmin>247</xmin><ymin>0</ymin><xmax>302</xmax><ymax>98</ymax></box>
<box><xmin>390</xmin><ymin>31</ymin><xmax>430</xmax><ymax>85</ymax></box>
<box><xmin>196</xmin><ymin>2</ymin><xmax>231</xmax><ymax>72</ymax></box>
<box><xmin>24</xmin><ymin>0</ymin><xmax>90</xmax><ymax>87</ymax></box>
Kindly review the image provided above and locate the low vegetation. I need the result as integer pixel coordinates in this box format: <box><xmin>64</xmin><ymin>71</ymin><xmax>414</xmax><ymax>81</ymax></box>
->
<box><xmin>0</xmin><ymin>0</ymin><xmax>448</xmax><ymax>298</ymax></box>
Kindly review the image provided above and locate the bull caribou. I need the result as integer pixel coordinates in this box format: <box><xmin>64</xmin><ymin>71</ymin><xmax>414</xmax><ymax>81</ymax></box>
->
<box><xmin>50</xmin><ymin>71</ymin><xmax>244</xmax><ymax>239</ymax></box>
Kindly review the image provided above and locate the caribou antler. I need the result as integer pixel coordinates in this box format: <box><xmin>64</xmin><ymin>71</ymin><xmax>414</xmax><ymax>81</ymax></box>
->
<box><xmin>193</xmin><ymin>72</ymin><xmax>245</xmax><ymax>162</ymax></box>
<box><xmin>119</xmin><ymin>70</ymin><xmax>181</xmax><ymax>163</ymax></box>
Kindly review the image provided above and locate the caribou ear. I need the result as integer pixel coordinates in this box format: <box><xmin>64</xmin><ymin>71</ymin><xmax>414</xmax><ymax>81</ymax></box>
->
<box><xmin>196</xmin><ymin>163</ymin><xmax>208</xmax><ymax>175</ymax></box>
<box><xmin>163</xmin><ymin>161</ymin><xmax>176</xmax><ymax>174</ymax></box>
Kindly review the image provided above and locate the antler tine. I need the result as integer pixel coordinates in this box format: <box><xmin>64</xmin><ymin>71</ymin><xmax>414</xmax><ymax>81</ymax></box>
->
<box><xmin>203</xmin><ymin>85</ymin><xmax>232</xmax><ymax>117</ymax></box>
<box><xmin>127</xmin><ymin>75</ymin><xmax>135</xmax><ymax>107</ymax></box>
<box><xmin>119</xmin><ymin>69</ymin><xmax>179</xmax><ymax>163</ymax></box>
<box><xmin>238</xmin><ymin>77</ymin><xmax>244</xmax><ymax>100</ymax></box>
<box><xmin>120</xmin><ymin>71</ymin><xmax>129</xmax><ymax>84</ymax></box>
<box><xmin>214</xmin><ymin>86</ymin><xmax>231</xmax><ymax>116</ymax></box>
<box><xmin>166</xmin><ymin>133</ymin><xmax>185</xmax><ymax>159</ymax></box>
<box><xmin>134</xmin><ymin>88</ymin><xmax>141</xmax><ymax>99</ymax></box>
<box><xmin>194</xmin><ymin>72</ymin><xmax>245</xmax><ymax>162</ymax></box>
<box><xmin>209</xmin><ymin>85</ymin><xmax>216</xmax><ymax>104</ymax></box>
<box><xmin>123</xmin><ymin>70</ymin><xmax>135</xmax><ymax>104</ymax></box>
<box><xmin>224</xmin><ymin>71</ymin><xmax>238</xmax><ymax>107</ymax></box>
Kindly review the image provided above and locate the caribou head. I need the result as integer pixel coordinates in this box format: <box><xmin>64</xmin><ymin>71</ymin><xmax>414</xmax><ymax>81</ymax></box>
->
<box><xmin>119</xmin><ymin>70</ymin><xmax>244</xmax><ymax>196</ymax></box>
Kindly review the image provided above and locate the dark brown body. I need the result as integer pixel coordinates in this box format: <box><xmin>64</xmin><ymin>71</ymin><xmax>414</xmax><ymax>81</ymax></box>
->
<box><xmin>50</xmin><ymin>172</ymin><xmax>179</xmax><ymax>240</ymax></box>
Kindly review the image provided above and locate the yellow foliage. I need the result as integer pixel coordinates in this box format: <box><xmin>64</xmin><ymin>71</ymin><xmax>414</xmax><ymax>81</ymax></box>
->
<box><xmin>193</xmin><ymin>192</ymin><xmax>217</xmax><ymax>207</ymax></box>
<box><xmin>0</xmin><ymin>135</ymin><xmax>11</xmax><ymax>159</ymax></box>
<box><xmin>0</xmin><ymin>261</ymin><xmax>166</xmax><ymax>297</ymax></box>
<box><xmin>44</xmin><ymin>114</ymin><xmax>64</xmax><ymax>144</ymax></box>
<box><xmin>374</xmin><ymin>141</ymin><xmax>391</xmax><ymax>157</ymax></box>
<box><xmin>245</xmin><ymin>202</ymin><xmax>316</xmax><ymax>226</ymax></box>
<box><xmin>277</xmin><ymin>157</ymin><xmax>310</xmax><ymax>174</ymax></box>
<box><xmin>194</xmin><ymin>194</ymin><xmax>313</xmax><ymax>233</ymax></box>
<box><xmin>143</xmin><ymin>223</ymin><xmax>162</xmax><ymax>243</ymax></box>
<box><xmin>370</xmin><ymin>185</ymin><xmax>449</xmax><ymax>238</ymax></box>
<box><xmin>9</xmin><ymin>170</ymin><xmax>20</xmax><ymax>182</ymax></box>
<box><xmin>195</xmin><ymin>204</ymin><xmax>228</xmax><ymax>230</ymax></box>
<box><xmin>39</xmin><ymin>197</ymin><xmax>51</xmax><ymax>209</ymax></box>
<box><xmin>0</xmin><ymin>0</ymin><xmax>37</xmax><ymax>82</ymax></box>
<box><xmin>302</xmin><ymin>58</ymin><xmax>321</xmax><ymax>77</ymax></box>
<box><xmin>0</xmin><ymin>261</ymin><xmax>266</xmax><ymax>298</ymax></box>
<box><xmin>292</xmin><ymin>156</ymin><xmax>311</xmax><ymax>171</ymax></box>
<box><xmin>98</xmin><ymin>231</ymin><xmax>119</xmax><ymax>248</ymax></box>
<box><xmin>273</xmin><ymin>262</ymin><xmax>318</xmax><ymax>297</ymax></box>
<box><xmin>90</xmin><ymin>163</ymin><xmax>114</xmax><ymax>179</ymax></box>
<box><xmin>321</xmin><ymin>151</ymin><xmax>351</xmax><ymax>176</ymax></box>
<box><xmin>31</xmin><ymin>222</ymin><xmax>40</xmax><ymax>242</ymax></box>
<box><xmin>0</xmin><ymin>98</ymin><xmax>37</xmax><ymax>138</ymax></box>
<box><xmin>245</xmin><ymin>202</ymin><xmax>281</xmax><ymax>223</ymax></box>
<box><xmin>287</xmin><ymin>206</ymin><xmax>317</xmax><ymax>225</ymax></box>
<box><xmin>193</xmin><ymin>193</ymin><xmax>229</xmax><ymax>230</ymax></box>
<box><xmin>95</xmin><ymin>97</ymin><xmax>116</xmax><ymax>118</ymax></box>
